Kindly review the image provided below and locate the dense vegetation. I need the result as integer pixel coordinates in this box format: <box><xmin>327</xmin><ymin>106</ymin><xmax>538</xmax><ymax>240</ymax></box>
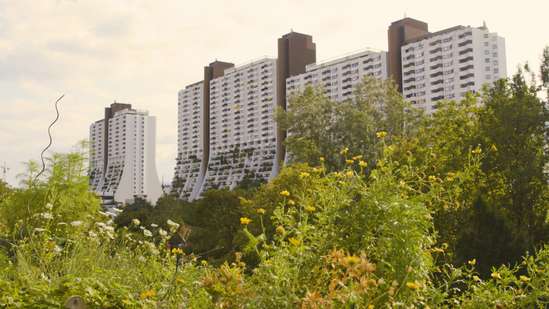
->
<box><xmin>0</xmin><ymin>50</ymin><xmax>548</xmax><ymax>307</ymax></box>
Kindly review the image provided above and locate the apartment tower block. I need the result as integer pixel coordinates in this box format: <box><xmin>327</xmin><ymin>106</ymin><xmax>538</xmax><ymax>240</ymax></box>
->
<box><xmin>89</xmin><ymin>103</ymin><xmax>162</xmax><ymax>206</ymax></box>
<box><xmin>174</xmin><ymin>18</ymin><xmax>506</xmax><ymax>200</ymax></box>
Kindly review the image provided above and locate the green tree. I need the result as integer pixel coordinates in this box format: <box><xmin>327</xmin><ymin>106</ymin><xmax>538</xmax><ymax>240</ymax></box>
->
<box><xmin>0</xmin><ymin>180</ymin><xmax>10</xmax><ymax>203</ymax></box>
<box><xmin>276</xmin><ymin>76</ymin><xmax>422</xmax><ymax>171</ymax></box>
<box><xmin>0</xmin><ymin>151</ymin><xmax>100</xmax><ymax>239</ymax></box>
<box><xmin>182</xmin><ymin>190</ymin><xmax>245</xmax><ymax>264</ymax></box>
<box><xmin>476</xmin><ymin>68</ymin><xmax>549</xmax><ymax>257</ymax></box>
<box><xmin>540</xmin><ymin>46</ymin><xmax>549</xmax><ymax>98</ymax></box>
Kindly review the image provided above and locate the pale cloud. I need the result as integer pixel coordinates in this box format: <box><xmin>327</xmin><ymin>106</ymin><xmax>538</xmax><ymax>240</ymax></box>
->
<box><xmin>0</xmin><ymin>0</ymin><xmax>548</xmax><ymax>186</ymax></box>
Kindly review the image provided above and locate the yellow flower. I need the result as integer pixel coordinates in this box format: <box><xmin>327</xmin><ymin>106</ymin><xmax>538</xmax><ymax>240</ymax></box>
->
<box><xmin>367</xmin><ymin>305</ymin><xmax>375</xmax><ymax>309</ymax></box>
<box><xmin>406</xmin><ymin>281</ymin><xmax>420</xmax><ymax>290</ymax></box>
<box><xmin>468</xmin><ymin>258</ymin><xmax>476</xmax><ymax>265</ymax></box>
<box><xmin>171</xmin><ymin>248</ymin><xmax>183</xmax><ymax>255</ymax></box>
<box><xmin>359</xmin><ymin>160</ymin><xmax>368</xmax><ymax>168</ymax></box>
<box><xmin>428</xmin><ymin>175</ymin><xmax>437</xmax><ymax>182</ymax></box>
<box><xmin>446</xmin><ymin>172</ymin><xmax>456</xmax><ymax>181</ymax></box>
<box><xmin>304</xmin><ymin>205</ymin><xmax>316</xmax><ymax>213</ymax></box>
<box><xmin>519</xmin><ymin>275</ymin><xmax>530</xmax><ymax>283</ymax></box>
<box><xmin>289</xmin><ymin>237</ymin><xmax>301</xmax><ymax>246</ymax></box>
<box><xmin>201</xmin><ymin>260</ymin><xmax>208</xmax><ymax>266</ymax></box>
<box><xmin>491</xmin><ymin>272</ymin><xmax>502</xmax><ymax>280</ymax></box>
<box><xmin>472</xmin><ymin>146</ymin><xmax>482</xmax><ymax>154</ymax></box>
<box><xmin>240</xmin><ymin>217</ymin><xmax>252</xmax><ymax>225</ymax></box>
<box><xmin>376</xmin><ymin>131</ymin><xmax>387</xmax><ymax>139</ymax></box>
<box><xmin>319</xmin><ymin>156</ymin><xmax>325</xmax><ymax>162</ymax></box>
<box><xmin>342</xmin><ymin>255</ymin><xmax>361</xmax><ymax>266</ymax></box>
<box><xmin>340</xmin><ymin>147</ymin><xmax>349</xmax><ymax>155</ymax></box>
<box><xmin>345</xmin><ymin>171</ymin><xmax>354</xmax><ymax>177</ymax></box>
<box><xmin>275</xmin><ymin>225</ymin><xmax>286</xmax><ymax>235</ymax></box>
<box><xmin>473</xmin><ymin>275</ymin><xmax>481</xmax><ymax>282</ymax></box>
<box><xmin>256</xmin><ymin>208</ymin><xmax>266</xmax><ymax>215</ymax></box>
<box><xmin>490</xmin><ymin>144</ymin><xmax>498</xmax><ymax>152</ymax></box>
<box><xmin>140</xmin><ymin>289</ymin><xmax>156</xmax><ymax>300</ymax></box>
<box><xmin>299</xmin><ymin>172</ymin><xmax>310</xmax><ymax>178</ymax></box>
<box><xmin>352</xmin><ymin>155</ymin><xmax>362</xmax><ymax>160</ymax></box>
<box><xmin>346</xmin><ymin>159</ymin><xmax>354</xmax><ymax>165</ymax></box>
<box><xmin>279</xmin><ymin>190</ymin><xmax>290</xmax><ymax>197</ymax></box>
<box><xmin>287</xmin><ymin>199</ymin><xmax>296</xmax><ymax>206</ymax></box>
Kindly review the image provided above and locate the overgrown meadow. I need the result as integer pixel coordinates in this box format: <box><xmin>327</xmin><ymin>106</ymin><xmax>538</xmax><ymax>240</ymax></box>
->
<box><xmin>0</xmin><ymin>53</ymin><xmax>548</xmax><ymax>308</ymax></box>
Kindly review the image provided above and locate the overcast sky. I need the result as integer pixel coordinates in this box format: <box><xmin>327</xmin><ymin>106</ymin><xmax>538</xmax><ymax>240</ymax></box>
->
<box><xmin>1</xmin><ymin>0</ymin><xmax>547</xmax><ymax>186</ymax></box>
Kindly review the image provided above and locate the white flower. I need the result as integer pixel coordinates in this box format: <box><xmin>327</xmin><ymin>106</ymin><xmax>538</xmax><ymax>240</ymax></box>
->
<box><xmin>167</xmin><ymin>219</ymin><xmax>180</xmax><ymax>232</ymax></box>
<box><xmin>45</xmin><ymin>203</ymin><xmax>53</xmax><ymax>210</ymax></box>
<box><xmin>132</xmin><ymin>219</ymin><xmax>141</xmax><ymax>226</ymax></box>
<box><xmin>54</xmin><ymin>245</ymin><xmax>62</xmax><ymax>254</ymax></box>
<box><xmin>104</xmin><ymin>226</ymin><xmax>115</xmax><ymax>232</ymax></box>
<box><xmin>70</xmin><ymin>221</ymin><xmax>83</xmax><ymax>227</ymax></box>
<box><xmin>150</xmin><ymin>223</ymin><xmax>158</xmax><ymax>228</ymax></box>
<box><xmin>166</xmin><ymin>219</ymin><xmax>179</xmax><ymax>228</ymax></box>
<box><xmin>143</xmin><ymin>229</ymin><xmax>152</xmax><ymax>237</ymax></box>
<box><xmin>88</xmin><ymin>231</ymin><xmax>97</xmax><ymax>238</ymax></box>
<box><xmin>40</xmin><ymin>213</ymin><xmax>53</xmax><ymax>220</ymax></box>
<box><xmin>158</xmin><ymin>229</ymin><xmax>168</xmax><ymax>237</ymax></box>
<box><xmin>33</xmin><ymin>228</ymin><xmax>46</xmax><ymax>233</ymax></box>
<box><xmin>96</xmin><ymin>222</ymin><xmax>107</xmax><ymax>229</ymax></box>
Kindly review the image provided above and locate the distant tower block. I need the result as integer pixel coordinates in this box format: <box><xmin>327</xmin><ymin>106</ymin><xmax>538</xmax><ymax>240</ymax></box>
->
<box><xmin>276</xmin><ymin>31</ymin><xmax>317</xmax><ymax>168</ymax></box>
<box><xmin>89</xmin><ymin>102</ymin><xmax>162</xmax><ymax>206</ymax></box>
<box><xmin>387</xmin><ymin>18</ymin><xmax>429</xmax><ymax>91</ymax></box>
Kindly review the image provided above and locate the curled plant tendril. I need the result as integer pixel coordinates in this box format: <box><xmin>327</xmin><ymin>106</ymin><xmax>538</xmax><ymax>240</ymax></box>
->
<box><xmin>34</xmin><ymin>94</ymin><xmax>65</xmax><ymax>183</ymax></box>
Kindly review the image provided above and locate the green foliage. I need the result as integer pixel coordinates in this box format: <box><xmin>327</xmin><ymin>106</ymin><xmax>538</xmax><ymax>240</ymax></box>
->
<box><xmin>1</xmin><ymin>50</ymin><xmax>548</xmax><ymax>307</ymax></box>
<box><xmin>117</xmin><ymin>189</ymin><xmax>249</xmax><ymax>265</ymax></box>
<box><xmin>0</xmin><ymin>151</ymin><xmax>101</xmax><ymax>241</ymax></box>
<box><xmin>276</xmin><ymin>76</ymin><xmax>423</xmax><ymax>171</ymax></box>
<box><xmin>0</xmin><ymin>179</ymin><xmax>10</xmax><ymax>203</ymax></box>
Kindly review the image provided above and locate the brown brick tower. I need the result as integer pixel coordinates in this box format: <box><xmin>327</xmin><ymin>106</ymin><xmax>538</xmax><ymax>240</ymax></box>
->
<box><xmin>388</xmin><ymin>18</ymin><xmax>429</xmax><ymax>91</ymax></box>
<box><xmin>276</xmin><ymin>31</ymin><xmax>316</xmax><ymax>167</ymax></box>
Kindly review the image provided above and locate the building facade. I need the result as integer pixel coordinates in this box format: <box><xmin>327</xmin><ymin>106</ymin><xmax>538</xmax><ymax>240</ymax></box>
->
<box><xmin>396</xmin><ymin>23</ymin><xmax>506</xmax><ymax>112</ymax></box>
<box><xmin>174</xmin><ymin>61</ymin><xmax>234</xmax><ymax>200</ymax></box>
<box><xmin>200</xmin><ymin>58</ymin><xmax>279</xmax><ymax>192</ymax></box>
<box><xmin>174</xmin><ymin>81</ymin><xmax>204</xmax><ymax>200</ymax></box>
<box><xmin>387</xmin><ymin>18</ymin><xmax>430</xmax><ymax>91</ymax></box>
<box><xmin>174</xmin><ymin>32</ymin><xmax>315</xmax><ymax>200</ymax></box>
<box><xmin>286</xmin><ymin>49</ymin><xmax>388</xmax><ymax>102</ymax></box>
<box><xmin>173</xmin><ymin>21</ymin><xmax>507</xmax><ymax>200</ymax></box>
<box><xmin>89</xmin><ymin>119</ymin><xmax>105</xmax><ymax>191</ymax></box>
<box><xmin>89</xmin><ymin>103</ymin><xmax>162</xmax><ymax>205</ymax></box>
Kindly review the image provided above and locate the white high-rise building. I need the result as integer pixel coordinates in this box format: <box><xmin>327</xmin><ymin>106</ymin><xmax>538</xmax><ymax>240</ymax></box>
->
<box><xmin>89</xmin><ymin>119</ymin><xmax>105</xmax><ymax>191</ymax></box>
<box><xmin>200</xmin><ymin>58</ymin><xmax>279</xmax><ymax>192</ymax></box>
<box><xmin>89</xmin><ymin>103</ymin><xmax>162</xmax><ymax>205</ymax></box>
<box><xmin>286</xmin><ymin>49</ymin><xmax>388</xmax><ymax>102</ymax></box>
<box><xmin>400</xmin><ymin>24</ymin><xmax>506</xmax><ymax>112</ymax></box>
<box><xmin>174</xmin><ymin>32</ymin><xmax>316</xmax><ymax>201</ymax></box>
<box><xmin>175</xmin><ymin>81</ymin><xmax>204</xmax><ymax>200</ymax></box>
